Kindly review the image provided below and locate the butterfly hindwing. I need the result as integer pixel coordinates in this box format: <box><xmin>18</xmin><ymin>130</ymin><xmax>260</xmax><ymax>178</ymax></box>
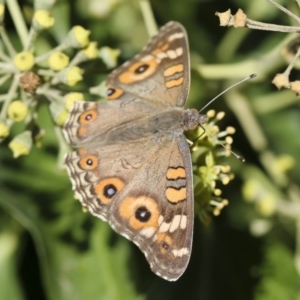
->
<box><xmin>64</xmin><ymin>133</ymin><xmax>193</xmax><ymax>281</ymax></box>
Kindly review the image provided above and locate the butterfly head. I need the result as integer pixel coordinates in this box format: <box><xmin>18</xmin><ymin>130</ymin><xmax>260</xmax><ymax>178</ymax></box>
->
<box><xmin>182</xmin><ymin>108</ymin><xmax>206</xmax><ymax>131</ymax></box>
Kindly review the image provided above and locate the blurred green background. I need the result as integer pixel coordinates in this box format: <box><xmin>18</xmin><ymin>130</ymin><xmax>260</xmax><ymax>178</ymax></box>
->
<box><xmin>1</xmin><ymin>0</ymin><xmax>300</xmax><ymax>299</ymax></box>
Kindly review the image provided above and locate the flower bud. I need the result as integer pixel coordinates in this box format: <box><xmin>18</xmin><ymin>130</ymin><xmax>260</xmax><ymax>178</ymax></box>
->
<box><xmin>48</xmin><ymin>51</ymin><xmax>69</xmax><ymax>71</ymax></box>
<box><xmin>9</xmin><ymin>131</ymin><xmax>32</xmax><ymax>158</ymax></box>
<box><xmin>64</xmin><ymin>92</ymin><xmax>85</xmax><ymax>111</ymax></box>
<box><xmin>58</xmin><ymin>66</ymin><xmax>83</xmax><ymax>86</ymax></box>
<box><xmin>0</xmin><ymin>122</ymin><xmax>9</xmax><ymax>138</ymax></box>
<box><xmin>14</xmin><ymin>52</ymin><xmax>35</xmax><ymax>71</ymax></box>
<box><xmin>32</xmin><ymin>9</ymin><xmax>55</xmax><ymax>30</ymax></box>
<box><xmin>99</xmin><ymin>46</ymin><xmax>120</xmax><ymax>68</ymax></box>
<box><xmin>7</xmin><ymin>101</ymin><xmax>29</xmax><ymax>122</ymax></box>
<box><xmin>82</xmin><ymin>42</ymin><xmax>98</xmax><ymax>59</ymax></box>
<box><xmin>67</xmin><ymin>26</ymin><xmax>90</xmax><ymax>48</ymax></box>
<box><xmin>50</xmin><ymin>101</ymin><xmax>69</xmax><ymax>126</ymax></box>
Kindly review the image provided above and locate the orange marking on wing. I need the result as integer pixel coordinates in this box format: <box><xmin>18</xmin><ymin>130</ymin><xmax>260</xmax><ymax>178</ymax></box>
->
<box><xmin>166</xmin><ymin>167</ymin><xmax>186</xmax><ymax>180</ymax></box>
<box><xmin>156</xmin><ymin>233</ymin><xmax>173</xmax><ymax>254</ymax></box>
<box><xmin>106</xmin><ymin>86</ymin><xmax>124</xmax><ymax>100</ymax></box>
<box><xmin>94</xmin><ymin>177</ymin><xmax>125</xmax><ymax>205</ymax></box>
<box><xmin>118</xmin><ymin>58</ymin><xmax>158</xmax><ymax>84</ymax></box>
<box><xmin>119</xmin><ymin>196</ymin><xmax>160</xmax><ymax>230</ymax></box>
<box><xmin>77</xmin><ymin>126</ymin><xmax>87</xmax><ymax>137</ymax></box>
<box><xmin>79</xmin><ymin>109</ymin><xmax>98</xmax><ymax>125</ymax></box>
<box><xmin>93</xmin><ymin>170</ymin><xmax>99</xmax><ymax>177</ymax></box>
<box><xmin>161</xmin><ymin>43</ymin><xmax>169</xmax><ymax>51</ymax></box>
<box><xmin>78</xmin><ymin>155</ymin><xmax>99</xmax><ymax>170</ymax></box>
<box><xmin>153</xmin><ymin>43</ymin><xmax>169</xmax><ymax>55</ymax></box>
<box><xmin>165</xmin><ymin>77</ymin><xmax>184</xmax><ymax>88</ymax></box>
<box><xmin>165</xmin><ymin>187</ymin><xmax>186</xmax><ymax>204</ymax></box>
<box><xmin>78</xmin><ymin>149</ymin><xmax>87</xmax><ymax>155</ymax></box>
<box><xmin>163</xmin><ymin>64</ymin><xmax>184</xmax><ymax>77</ymax></box>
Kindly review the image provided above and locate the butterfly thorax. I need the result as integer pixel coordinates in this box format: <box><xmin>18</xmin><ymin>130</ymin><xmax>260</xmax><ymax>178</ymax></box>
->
<box><xmin>182</xmin><ymin>108</ymin><xmax>206</xmax><ymax>131</ymax></box>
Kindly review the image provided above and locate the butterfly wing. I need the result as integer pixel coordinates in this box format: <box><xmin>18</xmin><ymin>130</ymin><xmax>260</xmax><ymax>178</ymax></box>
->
<box><xmin>63</xmin><ymin>21</ymin><xmax>190</xmax><ymax>148</ymax></box>
<box><xmin>106</xmin><ymin>21</ymin><xmax>190</xmax><ymax>107</ymax></box>
<box><xmin>63</xmin><ymin>100</ymin><xmax>161</xmax><ymax>147</ymax></box>
<box><xmin>64</xmin><ymin>134</ymin><xmax>193</xmax><ymax>281</ymax></box>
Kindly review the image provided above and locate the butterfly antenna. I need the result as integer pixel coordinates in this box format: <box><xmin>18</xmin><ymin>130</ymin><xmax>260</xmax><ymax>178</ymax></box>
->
<box><xmin>199</xmin><ymin>73</ymin><xmax>256</xmax><ymax>113</ymax></box>
<box><xmin>203</xmin><ymin>125</ymin><xmax>246</xmax><ymax>162</ymax></box>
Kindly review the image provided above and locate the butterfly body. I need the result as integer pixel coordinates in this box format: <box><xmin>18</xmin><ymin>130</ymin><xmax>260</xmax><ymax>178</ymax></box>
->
<box><xmin>64</xmin><ymin>22</ymin><xmax>206</xmax><ymax>281</ymax></box>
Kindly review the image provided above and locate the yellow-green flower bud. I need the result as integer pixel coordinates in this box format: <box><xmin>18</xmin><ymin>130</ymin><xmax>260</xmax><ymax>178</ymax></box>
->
<box><xmin>56</xmin><ymin>110</ymin><xmax>69</xmax><ymax>126</ymax></box>
<box><xmin>14</xmin><ymin>52</ymin><xmax>35</xmax><ymax>71</ymax></box>
<box><xmin>9</xmin><ymin>131</ymin><xmax>32</xmax><ymax>158</ymax></box>
<box><xmin>275</xmin><ymin>155</ymin><xmax>295</xmax><ymax>173</ymax></box>
<box><xmin>99</xmin><ymin>46</ymin><xmax>120</xmax><ymax>68</ymax></box>
<box><xmin>33</xmin><ymin>9</ymin><xmax>55</xmax><ymax>30</ymax></box>
<box><xmin>242</xmin><ymin>180</ymin><xmax>259</xmax><ymax>202</ymax></box>
<box><xmin>64</xmin><ymin>92</ymin><xmax>85</xmax><ymax>111</ymax></box>
<box><xmin>82</xmin><ymin>42</ymin><xmax>98</xmax><ymax>59</ymax></box>
<box><xmin>0</xmin><ymin>4</ymin><xmax>5</xmax><ymax>23</ymax></box>
<box><xmin>48</xmin><ymin>51</ymin><xmax>69</xmax><ymax>71</ymax></box>
<box><xmin>7</xmin><ymin>101</ymin><xmax>29</xmax><ymax>122</ymax></box>
<box><xmin>0</xmin><ymin>122</ymin><xmax>9</xmax><ymax>138</ymax></box>
<box><xmin>58</xmin><ymin>66</ymin><xmax>83</xmax><ymax>86</ymax></box>
<box><xmin>256</xmin><ymin>195</ymin><xmax>276</xmax><ymax>217</ymax></box>
<box><xmin>50</xmin><ymin>101</ymin><xmax>69</xmax><ymax>126</ymax></box>
<box><xmin>68</xmin><ymin>26</ymin><xmax>90</xmax><ymax>48</ymax></box>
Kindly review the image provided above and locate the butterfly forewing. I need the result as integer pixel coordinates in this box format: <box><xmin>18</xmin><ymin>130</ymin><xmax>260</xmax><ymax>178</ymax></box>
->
<box><xmin>106</xmin><ymin>21</ymin><xmax>190</xmax><ymax>107</ymax></box>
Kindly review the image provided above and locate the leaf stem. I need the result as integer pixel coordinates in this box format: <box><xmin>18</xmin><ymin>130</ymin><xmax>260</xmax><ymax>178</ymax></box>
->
<box><xmin>0</xmin><ymin>75</ymin><xmax>19</xmax><ymax>119</ymax></box>
<box><xmin>0</xmin><ymin>26</ymin><xmax>17</xmax><ymax>57</ymax></box>
<box><xmin>139</xmin><ymin>0</ymin><xmax>157</xmax><ymax>36</ymax></box>
<box><xmin>266</xmin><ymin>0</ymin><xmax>300</xmax><ymax>25</ymax></box>
<box><xmin>5</xmin><ymin>0</ymin><xmax>29</xmax><ymax>48</ymax></box>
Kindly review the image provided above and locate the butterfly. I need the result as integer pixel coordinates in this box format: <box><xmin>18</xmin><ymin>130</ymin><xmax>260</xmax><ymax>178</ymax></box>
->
<box><xmin>63</xmin><ymin>21</ymin><xmax>207</xmax><ymax>281</ymax></box>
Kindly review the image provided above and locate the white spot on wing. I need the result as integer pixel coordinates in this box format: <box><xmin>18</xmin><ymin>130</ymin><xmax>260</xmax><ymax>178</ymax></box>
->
<box><xmin>159</xmin><ymin>221</ymin><xmax>171</xmax><ymax>233</ymax></box>
<box><xmin>140</xmin><ymin>227</ymin><xmax>156</xmax><ymax>238</ymax></box>
<box><xmin>158</xmin><ymin>215</ymin><xmax>164</xmax><ymax>225</ymax></box>
<box><xmin>141</xmin><ymin>54</ymin><xmax>153</xmax><ymax>61</ymax></box>
<box><xmin>168</xmin><ymin>32</ymin><xmax>184</xmax><ymax>41</ymax></box>
<box><xmin>169</xmin><ymin>215</ymin><xmax>181</xmax><ymax>232</ymax></box>
<box><xmin>156</xmin><ymin>52</ymin><xmax>168</xmax><ymax>60</ymax></box>
<box><xmin>176</xmin><ymin>47</ymin><xmax>183</xmax><ymax>57</ymax></box>
<box><xmin>180</xmin><ymin>215</ymin><xmax>187</xmax><ymax>230</ymax></box>
<box><xmin>167</xmin><ymin>50</ymin><xmax>176</xmax><ymax>59</ymax></box>
<box><xmin>172</xmin><ymin>247</ymin><xmax>189</xmax><ymax>257</ymax></box>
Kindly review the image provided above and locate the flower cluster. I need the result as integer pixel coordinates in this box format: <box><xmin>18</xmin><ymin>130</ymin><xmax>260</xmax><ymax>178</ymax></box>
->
<box><xmin>0</xmin><ymin>1</ymin><xmax>120</xmax><ymax>159</ymax></box>
<box><xmin>190</xmin><ymin>110</ymin><xmax>236</xmax><ymax>224</ymax></box>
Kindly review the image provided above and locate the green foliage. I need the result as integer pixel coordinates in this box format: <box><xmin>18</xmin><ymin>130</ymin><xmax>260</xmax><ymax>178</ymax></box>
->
<box><xmin>255</xmin><ymin>242</ymin><xmax>300</xmax><ymax>300</ymax></box>
<box><xmin>1</xmin><ymin>0</ymin><xmax>300</xmax><ymax>299</ymax></box>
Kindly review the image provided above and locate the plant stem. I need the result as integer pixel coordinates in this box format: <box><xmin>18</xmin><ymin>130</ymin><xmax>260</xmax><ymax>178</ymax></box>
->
<box><xmin>0</xmin><ymin>50</ymin><xmax>11</xmax><ymax>62</ymax></box>
<box><xmin>139</xmin><ymin>0</ymin><xmax>157</xmax><ymax>36</ymax></box>
<box><xmin>35</xmin><ymin>42</ymin><xmax>69</xmax><ymax>63</ymax></box>
<box><xmin>0</xmin><ymin>26</ymin><xmax>17</xmax><ymax>57</ymax></box>
<box><xmin>246</xmin><ymin>19</ymin><xmax>300</xmax><ymax>32</ymax></box>
<box><xmin>0</xmin><ymin>75</ymin><xmax>19</xmax><ymax>119</ymax></box>
<box><xmin>0</xmin><ymin>73</ymin><xmax>12</xmax><ymax>86</ymax></box>
<box><xmin>6</xmin><ymin>0</ymin><xmax>29</xmax><ymax>48</ymax></box>
<box><xmin>266</xmin><ymin>0</ymin><xmax>300</xmax><ymax>25</ymax></box>
<box><xmin>24</xmin><ymin>27</ymin><xmax>38</xmax><ymax>51</ymax></box>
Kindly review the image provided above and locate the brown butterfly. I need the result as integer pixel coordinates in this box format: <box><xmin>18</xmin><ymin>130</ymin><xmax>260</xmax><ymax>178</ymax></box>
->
<box><xmin>63</xmin><ymin>22</ymin><xmax>206</xmax><ymax>281</ymax></box>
